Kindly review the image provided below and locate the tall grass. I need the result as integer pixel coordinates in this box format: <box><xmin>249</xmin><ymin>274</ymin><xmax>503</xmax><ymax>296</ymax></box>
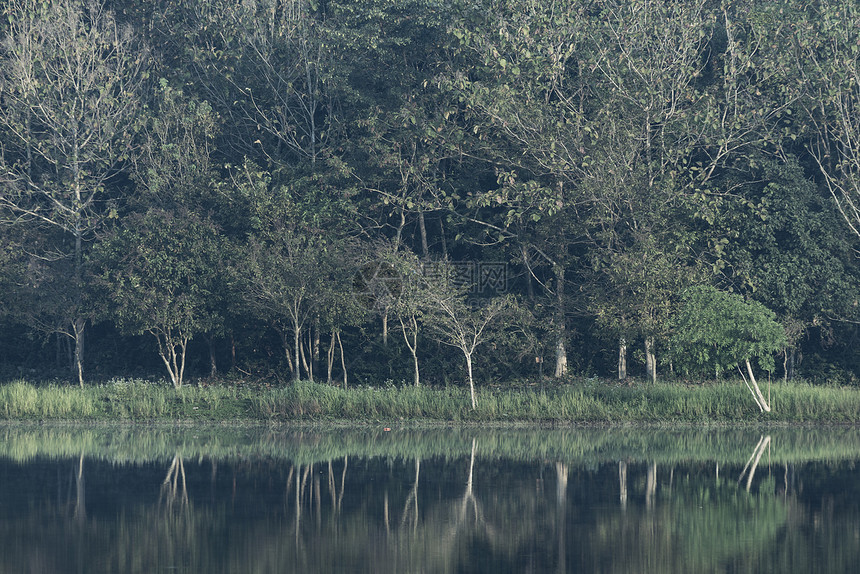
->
<box><xmin>0</xmin><ymin>378</ymin><xmax>255</xmax><ymax>421</ymax></box>
<box><xmin>1</xmin><ymin>377</ymin><xmax>859</xmax><ymax>424</ymax></box>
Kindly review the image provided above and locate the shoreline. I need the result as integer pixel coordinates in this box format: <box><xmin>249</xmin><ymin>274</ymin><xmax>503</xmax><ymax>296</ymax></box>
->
<box><xmin>1</xmin><ymin>377</ymin><xmax>859</xmax><ymax>425</ymax></box>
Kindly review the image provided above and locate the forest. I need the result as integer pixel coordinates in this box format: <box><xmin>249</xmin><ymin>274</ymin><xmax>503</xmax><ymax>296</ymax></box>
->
<box><xmin>1</xmin><ymin>0</ymin><xmax>860</xmax><ymax>397</ymax></box>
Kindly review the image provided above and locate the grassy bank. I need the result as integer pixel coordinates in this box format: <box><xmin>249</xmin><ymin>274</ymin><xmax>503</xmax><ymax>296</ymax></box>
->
<box><xmin>1</xmin><ymin>377</ymin><xmax>859</xmax><ymax>424</ymax></box>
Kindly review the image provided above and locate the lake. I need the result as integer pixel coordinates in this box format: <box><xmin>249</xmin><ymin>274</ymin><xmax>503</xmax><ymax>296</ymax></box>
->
<box><xmin>0</xmin><ymin>425</ymin><xmax>857</xmax><ymax>573</ymax></box>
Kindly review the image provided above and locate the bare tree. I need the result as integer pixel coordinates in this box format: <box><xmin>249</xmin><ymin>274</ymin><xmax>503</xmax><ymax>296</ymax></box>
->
<box><xmin>796</xmin><ymin>2</ymin><xmax>860</xmax><ymax>239</ymax></box>
<box><xmin>0</xmin><ymin>0</ymin><xmax>145</xmax><ymax>385</ymax></box>
<box><xmin>419</xmin><ymin>261</ymin><xmax>511</xmax><ymax>410</ymax></box>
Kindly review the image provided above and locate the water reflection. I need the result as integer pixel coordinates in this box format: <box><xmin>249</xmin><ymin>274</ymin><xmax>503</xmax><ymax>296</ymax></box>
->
<box><xmin>0</xmin><ymin>426</ymin><xmax>858</xmax><ymax>573</ymax></box>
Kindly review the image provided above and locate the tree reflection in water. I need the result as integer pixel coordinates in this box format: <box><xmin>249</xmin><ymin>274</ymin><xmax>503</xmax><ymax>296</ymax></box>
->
<box><xmin>0</xmin><ymin>428</ymin><xmax>857</xmax><ymax>573</ymax></box>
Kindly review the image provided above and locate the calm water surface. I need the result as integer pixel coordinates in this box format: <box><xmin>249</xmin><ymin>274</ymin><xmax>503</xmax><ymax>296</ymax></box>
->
<box><xmin>0</xmin><ymin>425</ymin><xmax>857</xmax><ymax>573</ymax></box>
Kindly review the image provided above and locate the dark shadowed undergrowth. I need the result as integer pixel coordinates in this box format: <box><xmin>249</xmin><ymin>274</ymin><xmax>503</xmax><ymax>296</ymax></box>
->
<box><xmin>1</xmin><ymin>377</ymin><xmax>859</xmax><ymax>424</ymax></box>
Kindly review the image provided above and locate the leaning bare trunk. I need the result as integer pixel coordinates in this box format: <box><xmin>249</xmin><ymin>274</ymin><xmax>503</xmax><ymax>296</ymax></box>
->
<box><xmin>745</xmin><ymin>359</ymin><xmax>772</xmax><ymax>412</ymax></box>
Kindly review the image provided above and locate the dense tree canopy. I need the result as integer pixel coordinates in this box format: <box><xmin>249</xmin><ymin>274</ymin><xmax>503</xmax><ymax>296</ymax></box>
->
<box><xmin>1</xmin><ymin>0</ymin><xmax>859</xmax><ymax>395</ymax></box>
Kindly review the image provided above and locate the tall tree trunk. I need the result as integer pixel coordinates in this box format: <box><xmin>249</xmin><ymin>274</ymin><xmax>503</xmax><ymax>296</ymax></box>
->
<box><xmin>439</xmin><ymin>217</ymin><xmax>448</xmax><ymax>259</ymax></box>
<box><xmin>230</xmin><ymin>334</ymin><xmax>236</xmax><ymax>372</ymax></box>
<box><xmin>337</xmin><ymin>331</ymin><xmax>347</xmax><ymax>388</ymax></box>
<box><xmin>418</xmin><ymin>208</ymin><xmax>429</xmax><ymax>259</ymax></box>
<box><xmin>465</xmin><ymin>353</ymin><xmax>476</xmax><ymax>410</ymax></box>
<box><xmin>313</xmin><ymin>316</ymin><xmax>320</xmax><ymax>370</ymax></box>
<box><xmin>399</xmin><ymin>314</ymin><xmax>420</xmax><ymax>387</ymax></box>
<box><xmin>73</xmin><ymin>143</ymin><xmax>85</xmax><ymax>388</ymax></box>
<box><xmin>61</xmin><ymin>334</ymin><xmax>73</xmax><ymax>372</ymax></box>
<box><xmin>293</xmin><ymin>323</ymin><xmax>301</xmax><ymax>383</ymax></box>
<box><xmin>644</xmin><ymin>337</ymin><xmax>656</xmax><ymax>383</ymax></box>
<box><xmin>522</xmin><ymin>246</ymin><xmax>535</xmax><ymax>301</ymax></box>
<box><xmin>382</xmin><ymin>309</ymin><xmax>389</xmax><ymax>347</ymax></box>
<box><xmin>327</xmin><ymin>331</ymin><xmax>336</xmax><ymax>385</ymax></box>
<box><xmin>73</xmin><ymin>318</ymin><xmax>85</xmax><ymax>388</ymax></box>
<box><xmin>300</xmin><ymin>333</ymin><xmax>312</xmax><ymax>382</ymax></box>
<box><xmin>206</xmin><ymin>335</ymin><xmax>217</xmax><ymax>377</ymax></box>
<box><xmin>283</xmin><ymin>330</ymin><xmax>295</xmax><ymax>375</ymax></box>
<box><xmin>554</xmin><ymin>266</ymin><xmax>568</xmax><ymax>378</ymax></box>
<box><xmin>784</xmin><ymin>348</ymin><xmax>796</xmax><ymax>381</ymax></box>
<box><xmin>307</xmin><ymin>329</ymin><xmax>314</xmax><ymax>381</ymax></box>
<box><xmin>55</xmin><ymin>332</ymin><xmax>63</xmax><ymax>370</ymax></box>
<box><xmin>618</xmin><ymin>338</ymin><xmax>628</xmax><ymax>380</ymax></box>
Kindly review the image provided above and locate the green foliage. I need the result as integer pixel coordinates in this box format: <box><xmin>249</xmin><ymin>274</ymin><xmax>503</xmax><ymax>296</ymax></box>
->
<box><xmin>0</xmin><ymin>0</ymin><xmax>147</xmax><ymax>384</ymax></box>
<box><xmin>671</xmin><ymin>285</ymin><xmax>787</xmax><ymax>376</ymax></box>
<box><xmin>134</xmin><ymin>80</ymin><xmax>220</xmax><ymax>210</ymax></box>
<box><xmin>93</xmin><ymin>208</ymin><xmax>226</xmax><ymax>386</ymax></box>
<box><xmin>96</xmin><ymin>209</ymin><xmax>224</xmax><ymax>338</ymax></box>
<box><xmin>793</xmin><ymin>0</ymin><xmax>860</xmax><ymax>239</ymax></box>
<box><xmin>1</xmin><ymin>0</ymin><xmax>860</xmax><ymax>389</ymax></box>
<box><xmin>701</xmin><ymin>155</ymin><xmax>859</xmax><ymax>349</ymax></box>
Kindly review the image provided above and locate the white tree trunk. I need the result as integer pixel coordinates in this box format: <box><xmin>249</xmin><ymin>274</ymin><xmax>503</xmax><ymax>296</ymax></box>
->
<box><xmin>337</xmin><ymin>331</ymin><xmax>347</xmax><ymax>388</ymax></box>
<box><xmin>465</xmin><ymin>353</ymin><xmax>476</xmax><ymax>410</ymax></box>
<box><xmin>293</xmin><ymin>325</ymin><xmax>301</xmax><ymax>382</ymax></box>
<box><xmin>399</xmin><ymin>314</ymin><xmax>420</xmax><ymax>387</ymax></box>
<box><xmin>745</xmin><ymin>359</ymin><xmax>772</xmax><ymax>412</ymax></box>
<box><xmin>327</xmin><ymin>332</ymin><xmax>335</xmax><ymax>385</ymax></box>
<box><xmin>645</xmin><ymin>337</ymin><xmax>656</xmax><ymax>383</ymax></box>
<box><xmin>73</xmin><ymin>317</ymin><xmax>85</xmax><ymax>388</ymax></box>
<box><xmin>618</xmin><ymin>338</ymin><xmax>628</xmax><ymax>380</ymax></box>
<box><xmin>554</xmin><ymin>337</ymin><xmax>568</xmax><ymax>378</ymax></box>
<box><xmin>155</xmin><ymin>333</ymin><xmax>187</xmax><ymax>388</ymax></box>
<box><xmin>554</xmin><ymin>266</ymin><xmax>568</xmax><ymax>378</ymax></box>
